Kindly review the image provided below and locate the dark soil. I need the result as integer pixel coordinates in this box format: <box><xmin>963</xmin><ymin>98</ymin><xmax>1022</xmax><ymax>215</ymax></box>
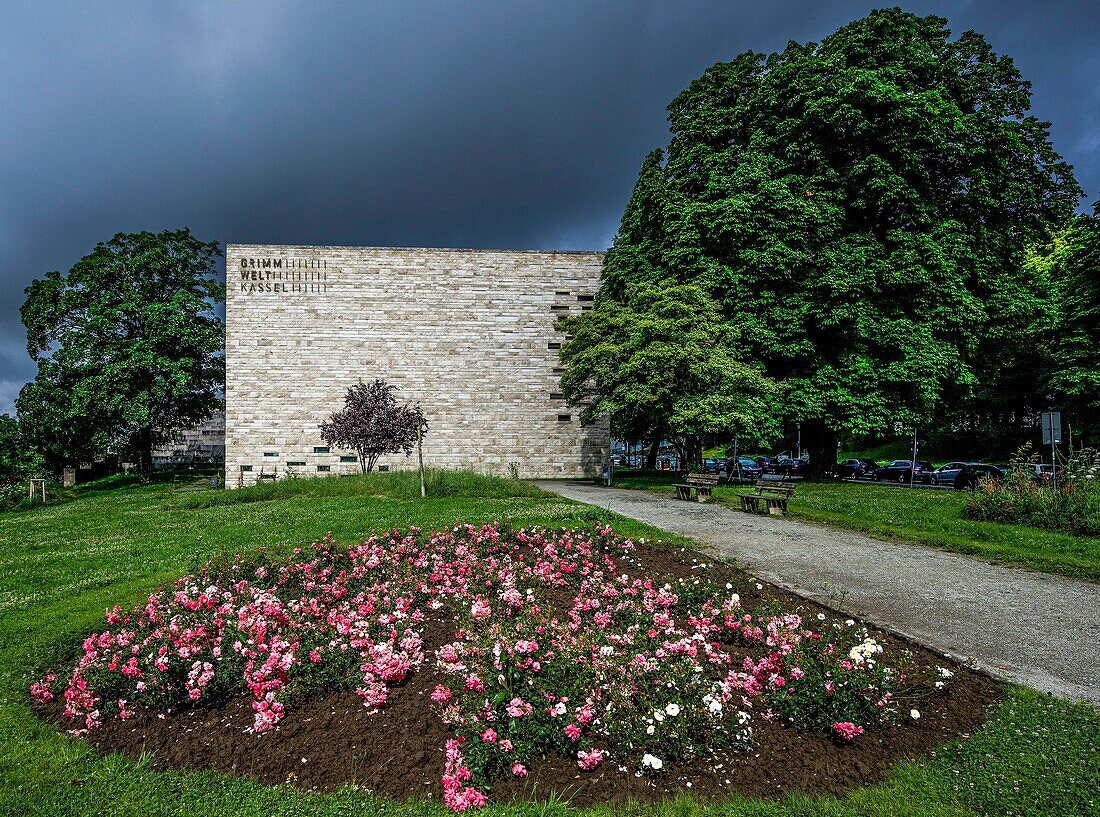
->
<box><xmin>38</xmin><ymin>539</ymin><xmax>1000</xmax><ymax>807</ymax></box>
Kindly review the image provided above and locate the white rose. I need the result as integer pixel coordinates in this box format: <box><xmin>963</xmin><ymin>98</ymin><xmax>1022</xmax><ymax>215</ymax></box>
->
<box><xmin>664</xmin><ymin>703</ymin><xmax>681</xmax><ymax>717</ymax></box>
<box><xmin>910</xmin><ymin>709</ymin><xmax>920</xmax><ymax>720</ymax></box>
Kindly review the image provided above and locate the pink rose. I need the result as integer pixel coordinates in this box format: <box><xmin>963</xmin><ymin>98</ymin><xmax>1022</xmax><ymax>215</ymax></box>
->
<box><xmin>431</xmin><ymin>685</ymin><xmax>453</xmax><ymax>703</ymax></box>
<box><xmin>832</xmin><ymin>721</ymin><xmax>864</xmax><ymax>741</ymax></box>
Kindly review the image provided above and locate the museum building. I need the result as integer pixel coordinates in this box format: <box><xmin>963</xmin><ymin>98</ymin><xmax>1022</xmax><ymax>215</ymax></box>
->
<box><xmin>225</xmin><ymin>244</ymin><xmax>607</xmax><ymax>487</ymax></box>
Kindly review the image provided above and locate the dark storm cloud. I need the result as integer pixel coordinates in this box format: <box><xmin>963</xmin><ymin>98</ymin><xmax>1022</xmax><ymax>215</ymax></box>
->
<box><xmin>2</xmin><ymin>0</ymin><xmax>1098</xmax><ymax>413</ymax></box>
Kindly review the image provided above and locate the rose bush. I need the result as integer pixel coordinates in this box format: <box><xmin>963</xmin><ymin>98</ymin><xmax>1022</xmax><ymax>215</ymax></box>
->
<box><xmin>32</xmin><ymin>524</ymin><xmax>945</xmax><ymax>810</ymax></box>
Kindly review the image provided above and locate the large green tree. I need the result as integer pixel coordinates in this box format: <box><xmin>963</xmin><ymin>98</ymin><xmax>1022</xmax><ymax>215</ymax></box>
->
<box><xmin>592</xmin><ymin>8</ymin><xmax>1080</xmax><ymax>475</ymax></box>
<box><xmin>18</xmin><ymin>229</ymin><xmax>224</xmax><ymax>475</ymax></box>
<box><xmin>1050</xmin><ymin>208</ymin><xmax>1100</xmax><ymax>443</ymax></box>
<box><xmin>559</xmin><ymin>282</ymin><xmax>778</xmax><ymax>467</ymax></box>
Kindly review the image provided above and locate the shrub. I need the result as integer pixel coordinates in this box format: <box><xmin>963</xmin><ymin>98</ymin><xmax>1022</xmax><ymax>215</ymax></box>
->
<box><xmin>963</xmin><ymin>450</ymin><xmax>1100</xmax><ymax>535</ymax></box>
<box><xmin>33</xmin><ymin>524</ymin><xmax>939</xmax><ymax>810</ymax></box>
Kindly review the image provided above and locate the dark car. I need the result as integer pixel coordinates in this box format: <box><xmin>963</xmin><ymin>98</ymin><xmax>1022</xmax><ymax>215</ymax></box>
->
<box><xmin>954</xmin><ymin>463</ymin><xmax>1005</xmax><ymax>491</ymax></box>
<box><xmin>726</xmin><ymin>457</ymin><xmax>763</xmax><ymax>482</ymax></box>
<box><xmin>929</xmin><ymin>461</ymin><xmax>971</xmax><ymax>486</ymax></box>
<box><xmin>755</xmin><ymin>456</ymin><xmax>779</xmax><ymax>473</ymax></box>
<box><xmin>874</xmin><ymin>459</ymin><xmax>934</xmax><ymax>484</ymax></box>
<box><xmin>774</xmin><ymin>457</ymin><xmax>809</xmax><ymax>477</ymax></box>
<box><xmin>836</xmin><ymin>458</ymin><xmax>878</xmax><ymax>480</ymax></box>
<box><xmin>702</xmin><ymin>458</ymin><xmax>724</xmax><ymax>475</ymax></box>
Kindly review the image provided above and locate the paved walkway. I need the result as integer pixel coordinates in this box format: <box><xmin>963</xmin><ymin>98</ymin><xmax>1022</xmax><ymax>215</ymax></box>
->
<box><xmin>534</xmin><ymin>481</ymin><xmax>1100</xmax><ymax>705</ymax></box>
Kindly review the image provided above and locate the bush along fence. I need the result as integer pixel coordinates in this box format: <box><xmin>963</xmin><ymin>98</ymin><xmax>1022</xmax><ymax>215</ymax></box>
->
<box><xmin>964</xmin><ymin>449</ymin><xmax>1100</xmax><ymax>536</ymax></box>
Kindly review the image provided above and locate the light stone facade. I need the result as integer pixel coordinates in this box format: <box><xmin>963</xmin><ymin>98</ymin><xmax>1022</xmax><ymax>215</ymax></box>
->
<box><xmin>153</xmin><ymin>411</ymin><xmax>226</xmax><ymax>468</ymax></box>
<box><xmin>225</xmin><ymin>244</ymin><xmax>607</xmax><ymax>487</ymax></box>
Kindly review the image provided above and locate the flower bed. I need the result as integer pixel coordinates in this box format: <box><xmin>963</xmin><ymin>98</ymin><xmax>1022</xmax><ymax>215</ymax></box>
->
<box><xmin>31</xmin><ymin>524</ymin><xmax>993</xmax><ymax>808</ymax></box>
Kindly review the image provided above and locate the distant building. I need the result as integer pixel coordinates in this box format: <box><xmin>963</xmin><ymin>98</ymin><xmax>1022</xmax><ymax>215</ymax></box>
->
<box><xmin>224</xmin><ymin>245</ymin><xmax>608</xmax><ymax>487</ymax></box>
<box><xmin>152</xmin><ymin>411</ymin><xmax>226</xmax><ymax>469</ymax></box>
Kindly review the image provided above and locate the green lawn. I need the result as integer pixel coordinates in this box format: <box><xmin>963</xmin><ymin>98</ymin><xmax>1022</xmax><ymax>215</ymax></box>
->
<box><xmin>610</xmin><ymin>471</ymin><xmax>1100</xmax><ymax>581</ymax></box>
<box><xmin>1</xmin><ymin>472</ymin><xmax>1097</xmax><ymax>816</ymax></box>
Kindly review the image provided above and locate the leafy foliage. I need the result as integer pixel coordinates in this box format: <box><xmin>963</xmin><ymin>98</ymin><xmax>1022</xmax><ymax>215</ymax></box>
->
<box><xmin>963</xmin><ymin>450</ymin><xmax>1100</xmax><ymax>535</ymax></box>
<box><xmin>587</xmin><ymin>8</ymin><xmax>1081</xmax><ymax>473</ymax></box>
<box><xmin>1050</xmin><ymin>211</ymin><xmax>1100</xmax><ymax>440</ymax></box>
<box><xmin>559</xmin><ymin>282</ymin><xmax>777</xmax><ymax>463</ymax></box>
<box><xmin>319</xmin><ymin>379</ymin><xmax>426</xmax><ymax>473</ymax></box>
<box><xmin>17</xmin><ymin>229</ymin><xmax>224</xmax><ymax>474</ymax></box>
<box><xmin>0</xmin><ymin>413</ymin><xmax>44</xmax><ymax>480</ymax></box>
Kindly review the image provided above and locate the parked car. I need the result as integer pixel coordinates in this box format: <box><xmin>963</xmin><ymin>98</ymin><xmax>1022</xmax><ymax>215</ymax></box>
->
<box><xmin>702</xmin><ymin>458</ymin><xmax>724</xmax><ymax>474</ymax></box>
<box><xmin>836</xmin><ymin>458</ymin><xmax>879</xmax><ymax>480</ymax></box>
<box><xmin>1000</xmin><ymin>463</ymin><xmax>1053</xmax><ymax>484</ymax></box>
<box><xmin>874</xmin><ymin>459</ymin><xmax>934</xmax><ymax>484</ymax></box>
<box><xmin>929</xmin><ymin>462</ymin><xmax>971</xmax><ymax>486</ymax></box>
<box><xmin>954</xmin><ymin>463</ymin><xmax>1004</xmax><ymax>491</ymax></box>
<box><xmin>774</xmin><ymin>457</ymin><xmax>809</xmax><ymax>477</ymax></box>
<box><xmin>726</xmin><ymin>457</ymin><xmax>763</xmax><ymax>482</ymax></box>
<box><xmin>755</xmin><ymin>456</ymin><xmax>779</xmax><ymax>473</ymax></box>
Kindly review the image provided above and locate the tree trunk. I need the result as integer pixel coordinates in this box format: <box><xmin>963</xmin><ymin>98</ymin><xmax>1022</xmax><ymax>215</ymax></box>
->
<box><xmin>137</xmin><ymin>425</ymin><xmax>153</xmax><ymax>481</ymax></box>
<box><xmin>682</xmin><ymin>435</ymin><xmax>703</xmax><ymax>472</ymax></box>
<box><xmin>801</xmin><ymin>419</ymin><xmax>838</xmax><ymax>481</ymax></box>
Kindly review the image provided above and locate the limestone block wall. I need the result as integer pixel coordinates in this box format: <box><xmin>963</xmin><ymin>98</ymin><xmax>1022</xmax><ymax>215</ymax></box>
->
<box><xmin>225</xmin><ymin>245</ymin><xmax>608</xmax><ymax>487</ymax></box>
<box><xmin>153</xmin><ymin>411</ymin><xmax>225</xmax><ymax>468</ymax></box>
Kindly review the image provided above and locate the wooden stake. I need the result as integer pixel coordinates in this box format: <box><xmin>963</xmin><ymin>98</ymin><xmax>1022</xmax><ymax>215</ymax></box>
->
<box><xmin>417</xmin><ymin>421</ymin><xmax>426</xmax><ymax>498</ymax></box>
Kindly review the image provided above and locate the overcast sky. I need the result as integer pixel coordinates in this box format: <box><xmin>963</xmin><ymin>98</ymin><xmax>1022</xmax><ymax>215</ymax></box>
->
<box><xmin>2</xmin><ymin>1</ymin><xmax>1098</xmax><ymax>414</ymax></box>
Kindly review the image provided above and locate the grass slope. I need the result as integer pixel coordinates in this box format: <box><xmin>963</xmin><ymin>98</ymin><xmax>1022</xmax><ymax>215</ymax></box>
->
<box><xmin>1</xmin><ymin>472</ymin><xmax>1097</xmax><ymax>816</ymax></box>
<box><xmin>609</xmin><ymin>471</ymin><xmax>1100</xmax><ymax>581</ymax></box>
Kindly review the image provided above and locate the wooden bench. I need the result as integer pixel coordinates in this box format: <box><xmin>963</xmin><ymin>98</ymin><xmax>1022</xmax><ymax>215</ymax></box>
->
<box><xmin>673</xmin><ymin>472</ymin><xmax>720</xmax><ymax>502</ymax></box>
<box><xmin>736</xmin><ymin>480</ymin><xmax>797</xmax><ymax>515</ymax></box>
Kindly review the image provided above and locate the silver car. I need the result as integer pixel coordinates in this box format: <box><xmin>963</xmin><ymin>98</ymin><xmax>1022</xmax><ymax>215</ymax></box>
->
<box><xmin>930</xmin><ymin>462</ymin><xmax>970</xmax><ymax>486</ymax></box>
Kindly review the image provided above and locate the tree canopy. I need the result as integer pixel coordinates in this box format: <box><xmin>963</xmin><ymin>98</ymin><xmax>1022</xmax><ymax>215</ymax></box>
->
<box><xmin>586</xmin><ymin>7</ymin><xmax>1080</xmax><ymax>471</ymax></box>
<box><xmin>559</xmin><ymin>282</ymin><xmax>777</xmax><ymax>464</ymax></box>
<box><xmin>1050</xmin><ymin>209</ymin><xmax>1100</xmax><ymax>440</ymax></box>
<box><xmin>18</xmin><ymin>229</ymin><xmax>224</xmax><ymax>474</ymax></box>
<box><xmin>0</xmin><ymin>414</ymin><xmax>44</xmax><ymax>480</ymax></box>
<box><xmin>320</xmin><ymin>380</ymin><xmax>426</xmax><ymax>473</ymax></box>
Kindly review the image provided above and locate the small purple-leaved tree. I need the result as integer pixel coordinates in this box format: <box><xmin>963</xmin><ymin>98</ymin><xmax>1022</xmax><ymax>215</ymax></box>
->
<box><xmin>320</xmin><ymin>380</ymin><xmax>426</xmax><ymax>473</ymax></box>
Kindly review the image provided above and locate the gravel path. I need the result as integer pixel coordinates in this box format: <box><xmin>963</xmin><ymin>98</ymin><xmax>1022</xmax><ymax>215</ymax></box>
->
<box><xmin>534</xmin><ymin>481</ymin><xmax>1100</xmax><ymax>705</ymax></box>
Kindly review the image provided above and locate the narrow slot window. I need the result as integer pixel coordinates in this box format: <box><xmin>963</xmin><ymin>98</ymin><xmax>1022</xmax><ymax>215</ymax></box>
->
<box><xmin>317</xmin><ymin>465</ymin><xmax>331</xmax><ymax>472</ymax></box>
<box><xmin>557</xmin><ymin>414</ymin><xmax>572</xmax><ymax>422</ymax></box>
<box><xmin>577</xmin><ymin>294</ymin><xmax>594</xmax><ymax>302</ymax></box>
<box><xmin>263</xmin><ymin>451</ymin><xmax>279</xmax><ymax>457</ymax></box>
<box><xmin>239</xmin><ymin>464</ymin><xmax>253</xmax><ymax>472</ymax></box>
<box><xmin>286</xmin><ymin>461</ymin><xmax>305</xmax><ymax>467</ymax></box>
<box><xmin>340</xmin><ymin>456</ymin><xmax>357</xmax><ymax>463</ymax></box>
<box><xmin>548</xmin><ymin>342</ymin><xmax>561</xmax><ymax>350</ymax></box>
<box><xmin>313</xmin><ymin>446</ymin><xmax>330</xmax><ymax>454</ymax></box>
